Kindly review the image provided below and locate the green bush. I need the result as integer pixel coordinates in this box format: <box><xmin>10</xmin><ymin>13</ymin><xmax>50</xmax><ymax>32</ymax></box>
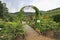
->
<box><xmin>0</xmin><ymin>19</ymin><xmax>24</xmax><ymax>40</ymax></box>
<box><xmin>38</xmin><ymin>16</ymin><xmax>59</xmax><ymax>33</ymax></box>
<box><xmin>27</xmin><ymin>15</ymin><xmax>59</xmax><ymax>33</ymax></box>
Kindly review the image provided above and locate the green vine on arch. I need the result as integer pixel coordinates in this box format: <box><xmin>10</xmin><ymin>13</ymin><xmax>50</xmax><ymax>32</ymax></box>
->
<box><xmin>18</xmin><ymin>5</ymin><xmax>41</xmax><ymax>29</ymax></box>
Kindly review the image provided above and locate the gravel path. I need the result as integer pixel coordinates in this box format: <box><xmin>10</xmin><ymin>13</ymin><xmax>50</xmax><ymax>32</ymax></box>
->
<box><xmin>22</xmin><ymin>22</ymin><xmax>55</xmax><ymax>40</ymax></box>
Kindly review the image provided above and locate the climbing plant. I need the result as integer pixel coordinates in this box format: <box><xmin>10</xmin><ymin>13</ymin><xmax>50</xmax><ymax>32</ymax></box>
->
<box><xmin>18</xmin><ymin>5</ymin><xmax>41</xmax><ymax>30</ymax></box>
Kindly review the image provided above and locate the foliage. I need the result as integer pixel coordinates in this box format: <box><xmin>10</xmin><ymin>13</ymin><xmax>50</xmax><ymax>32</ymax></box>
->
<box><xmin>0</xmin><ymin>1</ymin><xmax>60</xmax><ymax>39</ymax></box>
<box><xmin>0</xmin><ymin>1</ymin><xmax>3</xmax><ymax>18</ymax></box>
<box><xmin>0</xmin><ymin>1</ymin><xmax>24</xmax><ymax>40</ymax></box>
<box><xmin>7</xmin><ymin>14</ymin><xmax>17</xmax><ymax>22</ymax></box>
<box><xmin>0</xmin><ymin>1</ymin><xmax>9</xmax><ymax>21</ymax></box>
<box><xmin>39</xmin><ymin>15</ymin><xmax>59</xmax><ymax>33</ymax></box>
<box><xmin>27</xmin><ymin>15</ymin><xmax>59</xmax><ymax>33</ymax></box>
<box><xmin>0</xmin><ymin>19</ymin><xmax>24</xmax><ymax>40</ymax></box>
<box><xmin>53</xmin><ymin>14</ymin><xmax>60</xmax><ymax>22</ymax></box>
<box><xmin>43</xmin><ymin>8</ymin><xmax>60</xmax><ymax>17</ymax></box>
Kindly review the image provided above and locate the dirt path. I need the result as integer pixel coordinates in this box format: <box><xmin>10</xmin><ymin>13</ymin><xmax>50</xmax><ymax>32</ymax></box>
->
<box><xmin>22</xmin><ymin>22</ymin><xmax>55</xmax><ymax>40</ymax></box>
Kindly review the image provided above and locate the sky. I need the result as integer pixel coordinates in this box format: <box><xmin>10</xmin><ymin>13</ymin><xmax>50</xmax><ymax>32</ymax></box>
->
<box><xmin>0</xmin><ymin>0</ymin><xmax>60</xmax><ymax>13</ymax></box>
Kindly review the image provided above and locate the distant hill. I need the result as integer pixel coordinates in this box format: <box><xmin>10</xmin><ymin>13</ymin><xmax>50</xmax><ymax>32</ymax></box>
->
<box><xmin>10</xmin><ymin>12</ymin><xmax>35</xmax><ymax>16</ymax></box>
<box><xmin>9</xmin><ymin>8</ymin><xmax>60</xmax><ymax>17</ymax></box>
<box><xmin>44</xmin><ymin>8</ymin><xmax>60</xmax><ymax>16</ymax></box>
<box><xmin>9</xmin><ymin>11</ymin><xmax>45</xmax><ymax>16</ymax></box>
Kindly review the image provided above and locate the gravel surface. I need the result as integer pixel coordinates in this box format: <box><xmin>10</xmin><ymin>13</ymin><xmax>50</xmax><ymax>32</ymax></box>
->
<box><xmin>22</xmin><ymin>22</ymin><xmax>55</xmax><ymax>40</ymax></box>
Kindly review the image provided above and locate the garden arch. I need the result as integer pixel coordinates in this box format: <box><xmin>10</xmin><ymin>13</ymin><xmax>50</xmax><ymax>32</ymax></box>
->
<box><xmin>18</xmin><ymin>5</ymin><xmax>41</xmax><ymax>28</ymax></box>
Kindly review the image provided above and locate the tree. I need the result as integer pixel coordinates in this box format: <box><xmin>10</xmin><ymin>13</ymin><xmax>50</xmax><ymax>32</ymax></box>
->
<box><xmin>0</xmin><ymin>1</ymin><xmax>9</xmax><ymax>21</ymax></box>
<box><xmin>0</xmin><ymin>1</ymin><xmax>3</xmax><ymax>18</ymax></box>
<box><xmin>3</xmin><ymin>3</ymin><xmax>9</xmax><ymax>21</ymax></box>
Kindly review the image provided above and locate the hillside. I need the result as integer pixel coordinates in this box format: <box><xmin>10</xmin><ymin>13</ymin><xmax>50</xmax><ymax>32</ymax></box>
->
<box><xmin>9</xmin><ymin>8</ymin><xmax>60</xmax><ymax>17</ymax></box>
<box><xmin>44</xmin><ymin>8</ymin><xmax>60</xmax><ymax>16</ymax></box>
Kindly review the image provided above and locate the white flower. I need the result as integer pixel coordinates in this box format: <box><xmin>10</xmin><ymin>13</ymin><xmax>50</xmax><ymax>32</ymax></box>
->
<box><xmin>0</xmin><ymin>28</ymin><xmax>2</xmax><ymax>30</ymax></box>
<box><xmin>37</xmin><ymin>20</ymin><xmax>40</xmax><ymax>23</ymax></box>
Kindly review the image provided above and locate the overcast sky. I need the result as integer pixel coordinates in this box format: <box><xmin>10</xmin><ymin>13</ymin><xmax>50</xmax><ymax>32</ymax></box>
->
<box><xmin>1</xmin><ymin>0</ymin><xmax>60</xmax><ymax>13</ymax></box>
